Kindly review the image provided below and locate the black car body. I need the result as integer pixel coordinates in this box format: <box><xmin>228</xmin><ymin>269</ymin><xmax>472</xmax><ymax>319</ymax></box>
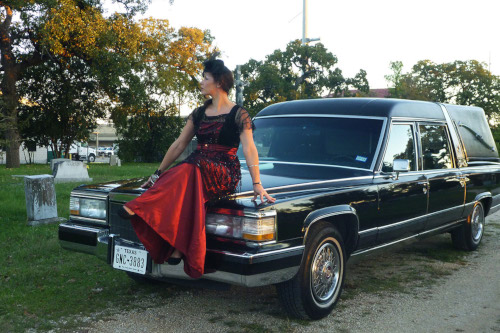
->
<box><xmin>59</xmin><ymin>98</ymin><xmax>500</xmax><ymax>319</ymax></box>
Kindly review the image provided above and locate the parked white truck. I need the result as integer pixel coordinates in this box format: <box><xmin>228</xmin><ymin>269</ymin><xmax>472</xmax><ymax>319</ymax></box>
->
<box><xmin>69</xmin><ymin>143</ymin><xmax>96</xmax><ymax>162</ymax></box>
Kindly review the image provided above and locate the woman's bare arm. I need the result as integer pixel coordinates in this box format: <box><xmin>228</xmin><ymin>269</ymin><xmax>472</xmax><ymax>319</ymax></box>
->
<box><xmin>240</xmin><ymin>128</ymin><xmax>275</xmax><ymax>203</ymax></box>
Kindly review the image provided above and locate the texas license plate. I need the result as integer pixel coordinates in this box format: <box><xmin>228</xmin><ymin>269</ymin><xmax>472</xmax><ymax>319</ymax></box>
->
<box><xmin>112</xmin><ymin>245</ymin><xmax>148</xmax><ymax>274</ymax></box>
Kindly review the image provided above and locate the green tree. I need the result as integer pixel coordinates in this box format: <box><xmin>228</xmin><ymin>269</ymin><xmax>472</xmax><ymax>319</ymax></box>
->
<box><xmin>117</xmin><ymin>110</ymin><xmax>184</xmax><ymax>162</ymax></box>
<box><xmin>386</xmin><ymin>60</ymin><xmax>500</xmax><ymax>120</ymax></box>
<box><xmin>0</xmin><ymin>0</ymin><xmax>151</xmax><ymax>168</ymax></box>
<box><xmin>17</xmin><ymin>57</ymin><xmax>108</xmax><ymax>158</ymax></box>
<box><xmin>240</xmin><ymin>40</ymin><xmax>369</xmax><ymax>116</ymax></box>
<box><xmin>111</xmin><ymin>20</ymin><xmax>216</xmax><ymax>161</ymax></box>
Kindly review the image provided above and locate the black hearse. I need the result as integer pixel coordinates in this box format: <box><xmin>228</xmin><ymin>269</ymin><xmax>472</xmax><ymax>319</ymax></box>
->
<box><xmin>59</xmin><ymin>98</ymin><xmax>500</xmax><ymax>319</ymax></box>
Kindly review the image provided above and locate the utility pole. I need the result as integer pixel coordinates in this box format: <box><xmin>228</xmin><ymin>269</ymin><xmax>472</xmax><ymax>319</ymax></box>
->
<box><xmin>302</xmin><ymin>0</ymin><xmax>320</xmax><ymax>45</ymax></box>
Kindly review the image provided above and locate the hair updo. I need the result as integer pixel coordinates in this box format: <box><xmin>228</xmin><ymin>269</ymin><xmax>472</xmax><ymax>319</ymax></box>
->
<box><xmin>203</xmin><ymin>59</ymin><xmax>234</xmax><ymax>93</ymax></box>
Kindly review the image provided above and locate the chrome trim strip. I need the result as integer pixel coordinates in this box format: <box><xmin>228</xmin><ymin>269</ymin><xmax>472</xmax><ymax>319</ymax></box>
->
<box><xmin>358</xmin><ymin>227</ymin><xmax>377</xmax><ymax>235</ymax></box>
<box><xmin>236</xmin><ymin>176</ymin><xmax>374</xmax><ymax>197</ymax></box>
<box><xmin>370</xmin><ymin>118</ymin><xmax>388</xmax><ymax>170</ymax></box>
<box><xmin>377</xmin><ymin>205</ymin><xmax>462</xmax><ymax>231</ymax></box>
<box><xmin>466</xmin><ymin>161</ymin><xmax>500</xmax><ymax>166</ymax></box>
<box><xmin>352</xmin><ymin>220</ymin><xmax>463</xmax><ymax>256</ymax></box>
<box><xmin>416</xmin><ymin>220</ymin><xmax>463</xmax><ymax>237</ymax></box>
<box><xmin>206</xmin><ymin>245</ymin><xmax>305</xmax><ymax>259</ymax></box>
<box><xmin>152</xmin><ymin>261</ymin><xmax>299</xmax><ymax>287</ymax></box>
<box><xmin>378</xmin><ymin>215</ymin><xmax>425</xmax><ymax>231</ymax></box>
<box><xmin>69</xmin><ymin>215</ymin><xmax>107</xmax><ymax>224</ymax></box>
<box><xmin>60</xmin><ymin>223</ymin><xmax>107</xmax><ymax>233</ymax></box>
<box><xmin>391</xmin><ymin>116</ymin><xmax>446</xmax><ymax>123</ymax></box>
<box><xmin>71</xmin><ymin>191</ymin><xmax>108</xmax><ymax>199</ymax></box>
<box><xmin>252</xmin><ymin>160</ymin><xmax>371</xmax><ymax>171</ymax></box>
<box><xmin>255</xmin><ymin>114</ymin><xmax>387</xmax><ymax>120</ymax></box>
<box><xmin>241</xmin><ymin>209</ymin><xmax>277</xmax><ymax>219</ymax></box>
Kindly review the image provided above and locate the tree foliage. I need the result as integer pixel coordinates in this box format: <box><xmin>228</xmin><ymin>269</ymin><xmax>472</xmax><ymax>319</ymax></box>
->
<box><xmin>385</xmin><ymin>60</ymin><xmax>500</xmax><ymax>120</ymax></box>
<box><xmin>116</xmin><ymin>110</ymin><xmax>183</xmax><ymax>163</ymax></box>
<box><xmin>0</xmin><ymin>0</ymin><xmax>151</xmax><ymax>167</ymax></box>
<box><xmin>17</xmin><ymin>57</ymin><xmax>107</xmax><ymax>158</ymax></box>
<box><xmin>240</xmin><ymin>40</ymin><xmax>369</xmax><ymax>116</ymax></box>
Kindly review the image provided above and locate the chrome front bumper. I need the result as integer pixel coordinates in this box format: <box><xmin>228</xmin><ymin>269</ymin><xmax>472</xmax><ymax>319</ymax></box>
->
<box><xmin>58</xmin><ymin>222</ymin><xmax>303</xmax><ymax>287</ymax></box>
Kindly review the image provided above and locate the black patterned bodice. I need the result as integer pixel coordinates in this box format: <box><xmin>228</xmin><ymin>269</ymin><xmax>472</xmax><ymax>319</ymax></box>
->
<box><xmin>181</xmin><ymin>104</ymin><xmax>253</xmax><ymax>202</ymax></box>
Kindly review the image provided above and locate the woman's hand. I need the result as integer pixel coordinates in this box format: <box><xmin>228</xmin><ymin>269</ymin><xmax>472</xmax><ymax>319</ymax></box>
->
<box><xmin>141</xmin><ymin>176</ymin><xmax>154</xmax><ymax>189</ymax></box>
<box><xmin>252</xmin><ymin>184</ymin><xmax>276</xmax><ymax>203</ymax></box>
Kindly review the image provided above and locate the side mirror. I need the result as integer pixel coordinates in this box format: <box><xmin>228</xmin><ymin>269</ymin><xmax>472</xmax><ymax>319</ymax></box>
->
<box><xmin>393</xmin><ymin>159</ymin><xmax>410</xmax><ymax>173</ymax></box>
<box><xmin>392</xmin><ymin>159</ymin><xmax>410</xmax><ymax>180</ymax></box>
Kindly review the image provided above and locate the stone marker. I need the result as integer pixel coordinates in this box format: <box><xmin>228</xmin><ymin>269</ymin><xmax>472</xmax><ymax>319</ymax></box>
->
<box><xmin>53</xmin><ymin>160</ymin><xmax>92</xmax><ymax>183</ymax></box>
<box><xmin>110</xmin><ymin>155</ymin><xmax>119</xmax><ymax>166</ymax></box>
<box><xmin>24</xmin><ymin>175</ymin><xmax>65</xmax><ymax>226</ymax></box>
<box><xmin>50</xmin><ymin>158</ymin><xmax>71</xmax><ymax>172</ymax></box>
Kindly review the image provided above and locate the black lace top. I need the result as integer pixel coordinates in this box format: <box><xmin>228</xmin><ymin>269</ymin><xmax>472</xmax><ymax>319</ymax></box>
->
<box><xmin>182</xmin><ymin>102</ymin><xmax>254</xmax><ymax>202</ymax></box>
<box><xmin>187</xmin><ymin>103</ymin><xmax>254</xmax><ymax>148</ymax></box>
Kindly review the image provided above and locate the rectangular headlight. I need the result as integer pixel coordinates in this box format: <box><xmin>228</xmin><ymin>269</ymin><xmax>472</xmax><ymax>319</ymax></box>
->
<box><xmin>70</xmin><ymin>196</ymin><xmax>106</xmax><ymax>220</ymax></box>
<box><xmin>205</xmin><ymin>211</ymin><xmax>276</xmax><ymax>242</ymax></box>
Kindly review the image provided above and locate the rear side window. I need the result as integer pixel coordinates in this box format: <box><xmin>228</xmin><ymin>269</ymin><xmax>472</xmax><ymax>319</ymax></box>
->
<box><xmin>419</xmin><ymin>124</ymin><xmax>453</xmax><ymax>169</ymax></box>
<box><xmin>382</xmin><ymin>124</ymin><xmax>416</xmax><ymax>172</ymax></box>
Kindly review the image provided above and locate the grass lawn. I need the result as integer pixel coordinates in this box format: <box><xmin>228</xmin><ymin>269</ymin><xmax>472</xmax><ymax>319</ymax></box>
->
<box><xmin>0</xmin><ymin>163</ymin><xmax>173</xmax><ymax>332</ymax></box>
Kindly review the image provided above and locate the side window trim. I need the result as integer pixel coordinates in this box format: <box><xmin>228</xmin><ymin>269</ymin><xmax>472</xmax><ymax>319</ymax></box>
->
<box><xmin>378</xmin><ymin>121</ymin><xmax>418</xmax><ymax>172</ymax></box>
<box><xmin>418</xmin><ymin>122</ymin><xmax>456</xmax><ymax>170</ymax></box>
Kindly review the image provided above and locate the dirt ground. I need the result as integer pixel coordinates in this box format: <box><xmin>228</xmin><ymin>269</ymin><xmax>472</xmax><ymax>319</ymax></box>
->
<box><xmin>79</xmin><ymin>212</ymin><xmax>500</xmax><ymax>333</ymax></box>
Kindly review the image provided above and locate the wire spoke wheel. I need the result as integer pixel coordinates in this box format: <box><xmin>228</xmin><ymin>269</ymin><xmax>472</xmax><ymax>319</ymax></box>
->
<box><xmin>471</xmin><ymin>203</ymin><xmax>484</xmax><ymax>243</ymax></box>
<box><xmin>310</xmin><ymin>239</ymin><xmax>341</xmax><ymax>304</ymax></box>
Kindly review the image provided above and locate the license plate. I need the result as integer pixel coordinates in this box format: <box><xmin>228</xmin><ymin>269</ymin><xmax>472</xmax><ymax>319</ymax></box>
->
<box><xmin>112</xmin><ymin>245</ymin><xmax>148</xmax><ymax>274</ymax></box>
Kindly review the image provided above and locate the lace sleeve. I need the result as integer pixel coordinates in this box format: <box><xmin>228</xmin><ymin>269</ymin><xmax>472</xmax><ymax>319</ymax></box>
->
<box><xmin>235</xmin><ymin>107</ymin><xmax>255</xmax><ymax>133</ymax></box>
<box><xmin>187</xmin><ymin>107</ymin><xmax>203</xmax><ymax>131</ymax></box>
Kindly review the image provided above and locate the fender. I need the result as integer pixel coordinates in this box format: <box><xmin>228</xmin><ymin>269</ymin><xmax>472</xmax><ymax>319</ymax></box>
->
<box><xmin>474</xmin><ymin>192</ymin><xmax>492</xmax><ymax>215</ymax></box>
<box><xmin>474</xmin><ymin>192</ymin><xmax>492</xmax><ymax>202</ymax></box>
<box><xmin>302</xmin><ymin>204</ymin><xmax>359</xmax><ymax>247</ymax></box>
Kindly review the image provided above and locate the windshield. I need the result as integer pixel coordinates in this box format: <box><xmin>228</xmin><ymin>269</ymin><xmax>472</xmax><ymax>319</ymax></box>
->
<box><xmin>246</xmin><ymin>116</ymin><xmax>385</xmax><ymax>169</ymax></box>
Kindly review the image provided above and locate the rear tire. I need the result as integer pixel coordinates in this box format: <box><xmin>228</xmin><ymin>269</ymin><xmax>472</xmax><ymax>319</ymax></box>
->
<box><xmin>276</xmin><ymin>223</ymin><xmax>346</xmax><ymax>320</ymax></box>
<box><xmin>451</xmin><ymin>201</ymin><xmax>485</xmax><ymax>251</ymax></box>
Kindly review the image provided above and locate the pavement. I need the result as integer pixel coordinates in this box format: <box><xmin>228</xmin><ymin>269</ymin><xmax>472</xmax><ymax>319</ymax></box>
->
<box><xmin>80</xmin><ymin>211</ymin><xmax>500</xmax><ymax>333</ymax></box>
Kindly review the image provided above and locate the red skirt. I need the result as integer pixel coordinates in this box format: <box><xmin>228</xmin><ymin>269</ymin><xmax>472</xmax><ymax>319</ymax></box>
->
<box><xmin>125</xmin><ymin>163</ymin><xmax>207</xmax><ymax>278</ymax></box>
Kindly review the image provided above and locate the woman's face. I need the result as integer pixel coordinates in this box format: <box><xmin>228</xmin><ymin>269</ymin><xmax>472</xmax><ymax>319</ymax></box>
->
<box><xmin>200</xmin><ymin>72</ymin><xmax>218</xmax><ymax>96</ymax></box>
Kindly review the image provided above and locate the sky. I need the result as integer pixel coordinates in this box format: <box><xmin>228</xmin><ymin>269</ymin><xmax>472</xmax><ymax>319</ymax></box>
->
<box><xmin>132</xmin><ymin>0</ymin><xmax>500</xmax><ymax>91</ymax></box>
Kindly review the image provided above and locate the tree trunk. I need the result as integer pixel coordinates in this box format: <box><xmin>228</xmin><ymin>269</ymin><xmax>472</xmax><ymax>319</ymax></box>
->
<box><xmin>0</xmin><ymin>5</ymin><xmax>21</xmax><ymax>168</ymax></box>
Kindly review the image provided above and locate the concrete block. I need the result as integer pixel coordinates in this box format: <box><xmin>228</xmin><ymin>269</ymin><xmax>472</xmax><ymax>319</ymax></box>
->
<box><xmin>24</xmin><ymin>175</ymin><xmax>64</xmax><ymax>226</ymax></box>
<box><xmin>53</xmin><ymin>160</ymin><xmax>92</xmax><ymax>183</ymax></box>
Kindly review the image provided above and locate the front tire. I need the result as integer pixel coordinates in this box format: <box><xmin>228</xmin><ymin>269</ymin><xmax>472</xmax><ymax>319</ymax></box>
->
<box><xmin>277</xmin><ymin>223</ymin><xmax>346</xmax><ymax>320</ymax></box>
<box><xmin>88</xmin><ymin>154</ymin><xmax>95</xmax><ymax>162</ymax></box>
<box><xmin>451</xmin><ymin>201</ymin><xmax>485</xmax><ymax>251</ymax></box>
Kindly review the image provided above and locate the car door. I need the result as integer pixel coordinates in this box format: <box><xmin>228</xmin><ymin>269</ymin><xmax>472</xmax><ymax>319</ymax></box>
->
<box><xmin>419</xmin><ymin>123</ymin><xmax>465</xmax><ymax>230</ymax></box>
<box><xmin>373</xmin><ymin>122</ymin><xmax>428</xmax><ymax>244</ymax></box>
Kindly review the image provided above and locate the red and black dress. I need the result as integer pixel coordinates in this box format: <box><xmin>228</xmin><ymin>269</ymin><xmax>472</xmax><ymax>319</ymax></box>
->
<box><xmin>125</xmin><ymin>104</ymin><xmax>253</xmax><ymax>278</ymax></box>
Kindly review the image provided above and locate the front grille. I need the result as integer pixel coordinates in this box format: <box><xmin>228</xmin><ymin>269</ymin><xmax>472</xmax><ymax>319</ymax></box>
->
<box><xmin>109</xmin><ymin>202</ymin><xmax>140</xmax><ymax>243</ymax></box>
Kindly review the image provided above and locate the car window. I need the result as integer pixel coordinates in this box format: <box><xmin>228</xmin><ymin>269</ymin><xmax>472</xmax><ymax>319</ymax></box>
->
<box><xmin>247</xmin><ymin>117</ymin><xmax>384</xmax><ymax>169</ymax></box>
<box><xmin>419</xmin><ymin>124</ymin><xmax>453</xmax><ymax>169</ymax></box>
<box><xmin>382</xmin><ymin>124</ymin><xmax>416</xmax><ymax>172</ymax></box>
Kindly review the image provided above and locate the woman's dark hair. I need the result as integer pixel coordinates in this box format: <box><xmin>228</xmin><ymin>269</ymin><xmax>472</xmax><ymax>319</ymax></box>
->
<box><xmin>203</xmin><ymin>59</ymin><xmax>234</xmax><ymax>93</ymax></box>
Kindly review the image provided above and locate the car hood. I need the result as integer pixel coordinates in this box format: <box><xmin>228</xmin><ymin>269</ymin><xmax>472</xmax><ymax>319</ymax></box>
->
<box><xmin>75</xmin><ymin>163</ymin><xmax>373</xmax><ymax>207</ymax></box>
<box><xmin>239</xmin><ymin>162</ymin><xmax>372</xmax><ymax>193</ymax></box>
